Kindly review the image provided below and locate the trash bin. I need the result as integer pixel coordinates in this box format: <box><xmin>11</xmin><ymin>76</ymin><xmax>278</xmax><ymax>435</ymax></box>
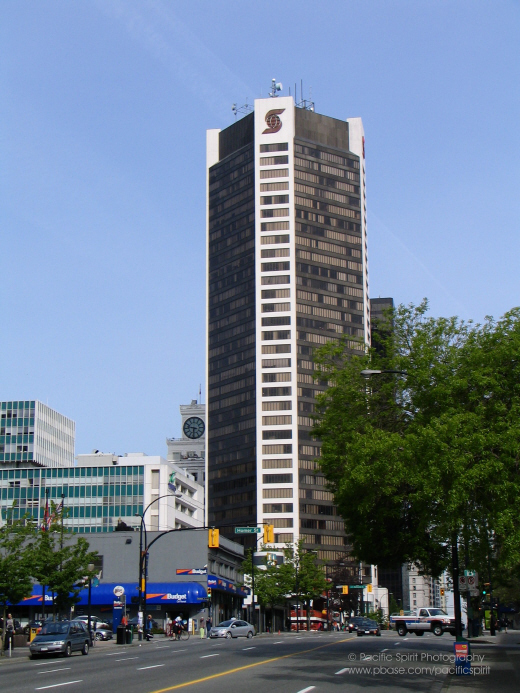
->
<box><xmin>116</xmin><ymin>624</ymin><xmax>126</xmax><ymax>645</ymax></box>
<box><xmin>126</xmin><ymin>625</ymin><xmax>133</xmax><ymax>644</ymax></box>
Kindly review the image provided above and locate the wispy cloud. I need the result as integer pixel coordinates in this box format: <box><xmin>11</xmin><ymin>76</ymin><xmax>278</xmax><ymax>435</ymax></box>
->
<box><xmin>96</xmin><ymin>0</ymin><xmax>255</xmax><ymax>125</ymax></box>
<box><xmin>369</xmin><ymin>209</ymin><xmax>469</xmax><ymax>316</ymax></box>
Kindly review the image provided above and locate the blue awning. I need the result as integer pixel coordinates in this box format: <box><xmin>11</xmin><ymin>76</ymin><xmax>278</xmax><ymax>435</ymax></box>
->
<box><xmin>19</xmin><ymin>582</ymin><xmax>207</xmax><ymax>606</ymax></box>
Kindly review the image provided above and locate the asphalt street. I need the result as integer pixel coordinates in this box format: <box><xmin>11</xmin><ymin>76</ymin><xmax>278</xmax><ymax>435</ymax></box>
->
<box><xmin>1</xmin><ymin>630</ymin><xmax>519</xmax><ymax>693</ymax></box>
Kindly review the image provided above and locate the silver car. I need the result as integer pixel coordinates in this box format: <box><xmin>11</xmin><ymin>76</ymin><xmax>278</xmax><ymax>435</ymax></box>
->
<box><xmin>209</xmin><ymin>619</ymin><xmax>255</xmax><ymax>639</ymax></box>
<box><xmin>29</xmin><ymin>621</ymin><xmax>90</xmax><ymax>658</ymax></box>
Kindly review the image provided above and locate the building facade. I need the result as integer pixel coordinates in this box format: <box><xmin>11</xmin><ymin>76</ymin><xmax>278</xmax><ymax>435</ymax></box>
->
<box><xmin>0</xmin><ymin>400</ymin><xmax>75</xmax><ymax>468</ymax></box>
<box><xmin>206</xmin><ymin>96</ymin><xmax>369</xmax><ymax>557</ymax></box>
<box><xmin>0</xmin><ymin>453</ymin><xmax>203</xmax><ymax>531</ymax></box>
<box><xmin>166</xmin><ymin>400</ymin><xmax>206</xmax><ymax>485</ymax></box>
<box><xmin>14</xmin><ymin>529</ymin><xmax>248</xmax><ymax>631</ymax></box>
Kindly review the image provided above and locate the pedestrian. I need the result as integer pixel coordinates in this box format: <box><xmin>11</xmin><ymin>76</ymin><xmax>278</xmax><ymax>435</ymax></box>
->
<box><xmin>206</xmin><ymin>616</ymin><xmax>212</xmax><ymax>638</ymax></box>
<box><xmin>145</xmin><ymin>614</ymin><xmax>154</xmax><ymax>641</ymax></box>
<box><xmin>490</xmin><ymin>611</ymin><xmax>497</xmax><ymax>636</ymax></box>
<box><xmin>5</xmin><ymin>613</ymin><xmax>15</xmax><ymax>652</ymax></box>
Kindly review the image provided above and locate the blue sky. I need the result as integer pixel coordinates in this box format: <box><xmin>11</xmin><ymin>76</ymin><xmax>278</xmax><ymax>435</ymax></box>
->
<box><xmin>2</xmin><ymin>1</ymin><xmax>519</xmax><ymax>457</ymax></box>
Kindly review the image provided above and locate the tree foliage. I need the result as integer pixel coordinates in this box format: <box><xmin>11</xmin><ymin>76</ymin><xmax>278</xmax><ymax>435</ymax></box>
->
<box><xmin>30</xmin><ymin>503</ymin><xmax>98</xmax><ymax>616</ymax></box>
<box><xmin>241</xmin><ymin>540</ymin><xmax>328</xmax><ymax>611</ymax></box>
<box><xmin>0</xmin><ymin>509</ymin><xmax>35</xmax><ymax>652</ymax></box>
<box><xmin>313</xmin><ymin>301</ymin><xmax>520</xmax><ymax>582</ymax></box>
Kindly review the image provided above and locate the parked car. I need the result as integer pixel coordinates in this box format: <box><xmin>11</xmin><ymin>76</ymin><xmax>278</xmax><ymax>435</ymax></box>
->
<box><xmin>356</xmin><ymin>618</ymin><xmax>381</xmax><ymax>636</ymax></box>
<box><xmin>24</xmin><ymin>620</ymin><xmax>43</xmax><ymax>636</ymax></box>
<box><xmin>128</xmin><ymin>616</ymin><xmax>159</xmax><ymax>630</ymax></box>
<box><xmin>71</xmin><ymin>616</ymin><xmax>110</xmax><ymax>629</ymax></box>
<box><xmin>209</xmin><ymin>619</ymin><xmax>255</xmax><ymax>639</ymax></box>
<box><xmin>94</xmin><ymin>627</ymin><xmax>113</xmax><ymax>641</ymax></box>
<box><xmin>29</xmin><ymin>620</ymin><xmax>90</xmax><ymax>658</ymax></box>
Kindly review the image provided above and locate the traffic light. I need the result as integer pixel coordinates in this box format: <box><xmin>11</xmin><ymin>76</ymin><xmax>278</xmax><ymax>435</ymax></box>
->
<box><xmin>263</xmin><ymin>524</ymin><xmax>274</xmax><ymax>543</ymax></box>
<box><xmin>482</xmin><ymin>582</ymin><xmax>491</xmax><ymax>595</ymax></box>
<box><xmin>208</xmin><ymin>528</ymin><xmax>219</xmax><ymax>548</ymax></box>
<box><xmin>367</xmin><ymin>584</ymin><xmax>373</xmax><ymax>593</ymax></box>
<box><xmin>440</xmin><ymin>588</ymin><xmax>445</xmax><ymax>596</ymax></box>
<box><xmin>342</xmin><ymin>586</ymin><xmax>349</xmax><ymax>595</ymax></box>
<box><xmin>207</xmin><ymin>588</ymin><xmax>212</xmax><ymax>597</ymax></box>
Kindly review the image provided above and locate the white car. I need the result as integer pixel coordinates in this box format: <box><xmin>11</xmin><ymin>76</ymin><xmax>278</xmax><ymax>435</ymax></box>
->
<box><xmin>209</xmin><ymin>619</ymin><xmax>255</xmax><ymax>639</ymax></box>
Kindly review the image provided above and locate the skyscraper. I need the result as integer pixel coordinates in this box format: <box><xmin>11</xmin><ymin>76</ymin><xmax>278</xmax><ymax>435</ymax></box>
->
<box><xmin>206</xmin><ymin>96</ymin><xmax>369</xmax><ymax>558</ymax></box>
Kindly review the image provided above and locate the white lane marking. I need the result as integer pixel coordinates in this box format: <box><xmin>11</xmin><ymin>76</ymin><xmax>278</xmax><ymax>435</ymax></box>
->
<box><xmin>35</xmin><ymin>682</ymin><xmax>83</xmax><ymax>691</ymax></box>
<box><xmin>273</xmin><ymin>641</ymin><xmax>283</xmax><ymax>644</ymax></box>
<box><xmin>200</xmin><ymin>653</ymin><xmax>220</xmax><ymax>658</ymax></box>
<box><xmin>105</xmin><ymin>651</ymin><xmax>128</xmax><ymax>655</ymax></box>
<box><xmin>38</xmin><ymin>669</ymin><xmax>72</xmax><ymax>675</ymax></box>
<box><xmin>394</xmin><ymin>642</ymin><xmax>400</xmax><ymax>645</ymax></box>
<box><xmin>154</xmin><ymin>646</ymin><xmax>170</xmax><ymax>649</ymax></box>
<box><xmin>296</xmin><ymin>687</ymin><xmax>316</xmax><ymax>693</ymax></box>
<box><xmin>381</xmin><ymin>648</ymin><xmax>388</xmax><ymax>652</ymax></box>
<box><xmin>115</xmin><ymin>657</ymin><xmax>139</xmax><ymax>661</ymax></box>
<box><xmin>335</xmin><ymin>668</ymin><xmax>348</xmax><ymax>675</ymax></box>
<box><xmin>33</xmin><ymin>662</ymin><xmax>70</xmax><ymax>667</ymax></box>
<box><xmin>137</xmin><ymin>664</ymin><xmax>165</xmax><ymax>670</ymax></box>
<box><xmin>242</xmin><ymin>647</ymin><xmax>256</xmax><ymax>650</ymax></box>
<box><xmin>170</xmin><ymin>648</ymin><xmax>187</xmax><ymax>653</ymax></box>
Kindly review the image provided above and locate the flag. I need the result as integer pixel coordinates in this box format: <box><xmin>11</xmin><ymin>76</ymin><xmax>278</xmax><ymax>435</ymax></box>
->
<box><xmin>41</xmin><ymin>495</ymin><xmax>50</xmax><ymax>531</ymax></box>
<box><xmin>51</xmin><ymin>498</ymin><xmax>64</xmax><ymax>524</ymax></box>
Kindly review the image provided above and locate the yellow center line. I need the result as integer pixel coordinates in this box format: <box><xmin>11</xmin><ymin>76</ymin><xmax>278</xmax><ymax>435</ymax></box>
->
<box><xmin>149</xmin><ymin>636</ymin><xmax>356</xmax><ymax>693</ymax></box>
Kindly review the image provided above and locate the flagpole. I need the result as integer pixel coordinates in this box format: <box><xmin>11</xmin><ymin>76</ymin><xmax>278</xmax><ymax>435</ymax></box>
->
<box><xmin>41</xmin><ymin>488</ymin><xmax>50</xmax><ymax>622</ymax></box>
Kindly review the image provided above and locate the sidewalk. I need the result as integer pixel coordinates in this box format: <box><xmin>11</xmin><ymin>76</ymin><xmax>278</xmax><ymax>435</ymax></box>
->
<box><xmin>442</xmin><ymin>631</ymin><xmax>520</xmax><ymax>692</ymax></box>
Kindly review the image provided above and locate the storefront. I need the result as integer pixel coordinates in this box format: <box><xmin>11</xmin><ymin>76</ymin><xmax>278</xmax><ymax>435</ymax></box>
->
<box><xmin>208</xmin><ymin>575</ymin><xmax>249</xmax><ymax>624</ymax></box>
<box><xmin>16</xmin><ymin>581</ymin><xmax>208</xmax><ymax>629</ymax></box>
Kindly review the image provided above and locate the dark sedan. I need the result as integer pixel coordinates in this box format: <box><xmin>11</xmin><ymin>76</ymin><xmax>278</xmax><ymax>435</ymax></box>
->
<box><xmin>356</xmin><ymin>618</ymin><xmax>381</xmax><ymax>636</ymax></box>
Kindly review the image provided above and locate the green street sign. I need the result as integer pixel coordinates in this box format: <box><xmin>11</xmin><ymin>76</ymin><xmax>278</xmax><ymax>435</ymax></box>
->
<box><xmin>347</xmin><ymin>585</ymin><xmax>365</xmax><ymax>589</ymax></box>
<box><xmin>234</xmin><ymin>527</ymin><xmax>262</xmax><ymax>534</ymax></box>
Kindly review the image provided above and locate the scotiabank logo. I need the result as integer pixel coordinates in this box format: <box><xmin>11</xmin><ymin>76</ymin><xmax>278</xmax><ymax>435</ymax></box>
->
<box><xmin>263</xmin><ymin>109</ymin><xmax>284</xmax><ymax>134</ymax></box>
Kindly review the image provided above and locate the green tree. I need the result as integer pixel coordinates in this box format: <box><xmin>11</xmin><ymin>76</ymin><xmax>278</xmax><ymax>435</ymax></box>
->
<box><xmin>30</xmin><ymin>503</ymin><xmax>98</xmax><ymax>619</ymax></box>
<box><xmin>313</xmin><ymin>302</ymin><xmax>520</xmax><ymax>592</ymax></box>
<box><xmin>0</xmin><ymin>507</ymin><xmax>35</xmax><ymax>654</ymax></box>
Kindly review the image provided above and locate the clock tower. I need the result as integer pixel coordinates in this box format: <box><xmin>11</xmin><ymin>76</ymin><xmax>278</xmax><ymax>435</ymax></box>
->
<box><xmin>166</xmin><ymin>400</ymin><xmax>206</xmax><ymax>485</ymax></box>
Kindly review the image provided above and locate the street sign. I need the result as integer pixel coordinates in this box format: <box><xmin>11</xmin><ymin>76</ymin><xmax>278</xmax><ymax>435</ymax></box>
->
<box><xmin>468</xmin><ymin>588</ymin><xmax>479</xmax><ymax>597</ymax></box>
<box><xmin>467</xmin><ymin>575</ymin><xmax>478</xmax><ymax>588</ymax></box>
<box><xmin>464</xmin><ymin>570</ymin><xmax>477</xmax><ymax>577</ymax></box>
<box><xmin>234</xmin><ymin>527</ymin><xmax>262</xmax><ymax>534</ymax></box>
<box><xmin>458</xmin><ymin>576</ymin><xmax>467</xmax><ymax>590</ymax></box>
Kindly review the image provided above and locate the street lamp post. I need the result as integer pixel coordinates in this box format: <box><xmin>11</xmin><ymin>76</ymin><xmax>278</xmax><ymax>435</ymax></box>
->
<box><xmin>87</xmin><ymin>562</ymin><xmax>95</xmax><ymax>644</ymax></box>
<box><xmin>136</xmin><ymin>493</ymin><xmax>179</xmax><ymax>638</ymax></box>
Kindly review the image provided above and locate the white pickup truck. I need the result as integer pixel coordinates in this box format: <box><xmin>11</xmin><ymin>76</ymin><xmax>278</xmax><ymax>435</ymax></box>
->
<box><xmin>390</xmin><ymin>608</ymin><xmax>456</xmax><ymax>637</ymax></box>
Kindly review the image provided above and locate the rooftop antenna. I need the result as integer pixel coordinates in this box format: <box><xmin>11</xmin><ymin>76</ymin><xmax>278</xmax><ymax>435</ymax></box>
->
<box><xmin>295</xmin><ymin>79</ymin><xmax>315</xmax><ymax>112</ymax></box>
<box><xmin>269</xmin><ymin>78</ymin><xmax>283</xmax><ymax>97</ymax></box>
<box><xmin>231</xmin><ymin>98</ymin><xmax>254</xmax><ymax>119</ymax></box>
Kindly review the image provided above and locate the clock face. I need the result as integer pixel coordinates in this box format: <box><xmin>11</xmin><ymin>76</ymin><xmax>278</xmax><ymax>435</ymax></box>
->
<box><xmin>183</xmin><ymin>416</ymin><xmax>205</xmax><ymax>439</ymax></box>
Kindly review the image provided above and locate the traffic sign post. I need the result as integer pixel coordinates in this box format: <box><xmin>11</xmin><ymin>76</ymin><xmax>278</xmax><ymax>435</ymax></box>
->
<box><xmin>234</xmin><ymin>527</ymin><xmax>262</xmax><ymax>534</ymax></box>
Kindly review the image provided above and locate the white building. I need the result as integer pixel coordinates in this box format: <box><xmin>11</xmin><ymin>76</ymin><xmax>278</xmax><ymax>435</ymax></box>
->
<box><xmin>403</xmin><ymin>564</ymin><xmax>441</xmax><ymax>610</ymax></box>
<box><xmin>1</xmin><ymin>399</ymin><xmax>75</xmax><ymax>468</ymax></box>
<box><xmin>166</xmin><ymin>400</ymin><xmax>205</xmax><ymax>485</ymax></box>
<box><xmin>76</xmin><ymin>452</ymin><xmax>204</xmax><ymax>532</ymax></box>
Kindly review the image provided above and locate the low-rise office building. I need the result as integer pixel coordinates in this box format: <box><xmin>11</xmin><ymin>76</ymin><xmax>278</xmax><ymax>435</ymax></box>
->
<box><xmin>18</xmin><ymin>529</ymin><xmax>248</xmax><ymax>630</ymax></box>
<box><xmin>0</xmin><ymin>453</ymin><xmax>203</xmax><ymax>531</ymax></box>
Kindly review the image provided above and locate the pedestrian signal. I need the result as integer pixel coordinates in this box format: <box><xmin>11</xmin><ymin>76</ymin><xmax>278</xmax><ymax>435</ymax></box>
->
<box><xmin>263</xmin><ymin>524</ymin><xmax>274</xmax><ymax>543</ymax></box>
<box><xmin>208</xmin><ymin>528</ymin><xmax>219</xmax><ymax>548</ymax></box>
<box><xmin>367</xmin><ymin>584</ymin><xmax>373</xmax><ymax>593</ymax></box>
<box><xmin>342</xmin><ymin>586</ymin><xmax>349</xmax><ymax>594</ymax></box>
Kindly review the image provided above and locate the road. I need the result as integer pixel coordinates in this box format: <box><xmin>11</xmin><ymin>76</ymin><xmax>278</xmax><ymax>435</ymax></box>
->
<box><xmin>2</xmin><ymin>630</ymin><xmax>518</xmax><ymax>693</ymax></box>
